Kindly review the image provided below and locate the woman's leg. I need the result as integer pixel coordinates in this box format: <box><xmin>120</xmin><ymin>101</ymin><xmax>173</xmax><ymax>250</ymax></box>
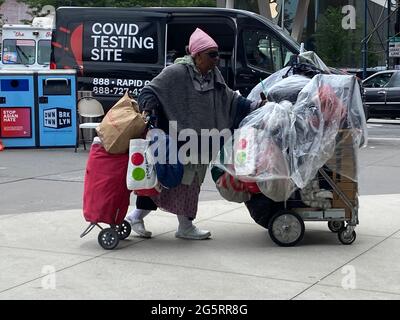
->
<box><xmin>126</xmin><ymin>196</ymin><xmax>157</xmax><ymax>238</ymax></box>
<box><xmin>175</xmin><ymin>215</ymin><xmax>211</xmax><ymax>240</ymax></box>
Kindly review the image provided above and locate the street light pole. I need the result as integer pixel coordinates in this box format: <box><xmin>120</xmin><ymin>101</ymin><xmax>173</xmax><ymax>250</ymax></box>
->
<box><xmin>362</xmin><ymin>0</ymin><xmax>368</xmax><ymax>79</ymax></box>
<box><xmin>226</xmin><ymin>0</ymin><xmax>234</xmax><ymax>8</ymax></box>
<box><xmin>387</xmin><ymin>0</ymin><xmax>391</xmax><ymax>69</ymax></box>
<box><xmin>395</xmin><ymin>0</ymin><xmax>400</xmax><ymax>68</ymax></box>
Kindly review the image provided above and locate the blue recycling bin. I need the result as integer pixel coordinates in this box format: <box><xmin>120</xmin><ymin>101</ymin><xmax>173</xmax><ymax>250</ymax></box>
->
<box><xmin>37</xmin><ymin>70</ymin><xmax>77</xmax><ymax>147</ymax></box>
<box><xmin>0</xmin><ymin>70</ymin><xmax>77</xmax><ymax>148</ymax></box>
<box><xmin>0</xmin><ymin>71</ymin><xmax>37</xmax><ymax>147</ymax></box>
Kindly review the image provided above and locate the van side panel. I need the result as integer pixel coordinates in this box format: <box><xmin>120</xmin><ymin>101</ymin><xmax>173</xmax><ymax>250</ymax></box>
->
<box><xmin>53</xmin><ymin>8</ymin><xmax>167</xmax><ymax>111</ymax></box>
<box><xmin>52</xmin><ymin>7</ymin><xmax>299</xmax><ymax>108</ymax></box>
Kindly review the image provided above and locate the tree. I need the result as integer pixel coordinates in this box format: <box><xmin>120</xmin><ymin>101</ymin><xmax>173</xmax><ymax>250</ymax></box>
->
<box><xmin>314</xmin><ymin>6</ymin><xmax>381</xmax><ymax>69</ymax></box>
<box><xmin>0</xmin><ymin>1</ymin><xmax>4</xmax><ymax>28</ymax></box>
<box><xmin>314</xmin><ymin>6</ymin><xmax>354</xmax><ymax>67</ymax></box>
<box><xmin>20</xmin><ymin>0</ymin><xmax>216</xmax><ymax>14</ymax></box>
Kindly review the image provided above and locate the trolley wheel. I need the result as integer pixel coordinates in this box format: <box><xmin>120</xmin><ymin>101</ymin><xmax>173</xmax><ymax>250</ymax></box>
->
<box><xmin>268</xmin><ymin>211</ymin><xmax>305</xmax><ymax>247</ymax></box>
<box><xmin>328</xmin><ymin>221</ymin><xmax>345</xmax><ymax>233</ymax></box>
<box><xmin>338</xmin><ymin>228</ymin><xmax>356</xmax><ymax>245</ymax></box>
<box><xmin>98</xmin><ymin>228</ymin><xmax>119</xmax><ymax>250</ymax></box>
<box><xmin>114</xmin><ymin>221</ymin><xmax>132</xmax><ymax>240</ymax></box>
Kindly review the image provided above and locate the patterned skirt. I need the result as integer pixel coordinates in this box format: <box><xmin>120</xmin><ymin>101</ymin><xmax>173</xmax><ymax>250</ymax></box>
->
<box><xmin>151</xmin><ymin>176</ymin><xmax>200</xmax><ymax>219</ymax></box>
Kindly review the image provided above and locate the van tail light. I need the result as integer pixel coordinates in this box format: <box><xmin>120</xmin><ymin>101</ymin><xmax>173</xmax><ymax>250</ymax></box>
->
<box><xmin>50</xmin><ymin>62</ymin><xmax>57</xmax><ymax>69</ymax></box>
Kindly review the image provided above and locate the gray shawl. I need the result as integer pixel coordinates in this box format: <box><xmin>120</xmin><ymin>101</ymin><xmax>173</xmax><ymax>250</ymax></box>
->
<box><xmin>146</xmin><ymin>55</ymin><xmax>240</xmax><ymax>134</ymax></box>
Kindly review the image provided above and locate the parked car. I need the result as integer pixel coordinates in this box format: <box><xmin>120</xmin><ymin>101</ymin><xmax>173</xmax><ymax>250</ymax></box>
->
<box><xmin>341</xmin><ymin>66</ymin><xmax>386</xmax><ymax>80</ymax></box>
<box><xmin>362</xmin><ymin>70</ymin><xmax>400</xmax><ymax>120</ymax></box>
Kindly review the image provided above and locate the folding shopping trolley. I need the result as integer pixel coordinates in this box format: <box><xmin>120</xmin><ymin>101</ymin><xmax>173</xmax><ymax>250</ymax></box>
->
<box><xmin>80</xmin><ymin>141</ymin><xmax>132</xmax><ymax>250</ymax></box>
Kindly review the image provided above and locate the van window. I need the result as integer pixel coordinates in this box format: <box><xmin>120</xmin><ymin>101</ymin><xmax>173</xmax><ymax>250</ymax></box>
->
<box><xmin>38</xmin><ymin>40</ymin><xmax>51</xmax><ymax>65</ymax></box>
<box><xmin>2</xmin><ymin>39</ymin><xmax>36</xmax><ymax>65</ymax></box>
<box><xmin>363</xmin><ymin>73</ymin><xmax>393</xmax><ymax>88</ymax></box>
<box><xmin>243</xmin><ymin>30</ymin><xmax>292</xmax><ymax>72</ymax></box>
<box><xmin>166</xmin><ymin>19</ymin><xmax>235</xmax><ymax>86</ymax></box>
<box><xmin>243</xmin><ymin>30</ymin><xmax>273</xmax><ymax>72</ymax></box>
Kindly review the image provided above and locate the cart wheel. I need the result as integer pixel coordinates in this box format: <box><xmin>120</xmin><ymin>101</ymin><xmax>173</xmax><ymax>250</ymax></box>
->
<box><xmin>98</xmin><ymin>228</ymin><xmax>119</xmax><ymax>250</ymax></box>
<box><xmin>268</xmin><ymin>211</ymin><xmax>305</xmax><ymax>247</ymax></box>
<box><xmin>114</xmin><ymin>221</ymin><xmax>132</xmax><ymax>240</ymax></box>
<box><xmin>338</xmin><ymin>228</ymin><xmax>356</xmax><ymax>245</ymax></box>
<box><xmin>328</xmin><ymin>221</ymin><xmax>345</xmax><ymax>233</ymax></box>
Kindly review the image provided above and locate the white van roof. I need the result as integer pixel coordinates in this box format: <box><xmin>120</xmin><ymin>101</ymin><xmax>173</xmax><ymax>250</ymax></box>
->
<box><xmin>2</xmin><ymin>23</ymin><xmax>51</xmax><ymax>31</ymax></box>
<box><xmin>2</xmin><ymin>16</ymin><xmax>54</xmax><ymax>30</ymax></box>
<box><xmin>32</xmin><ymin>16</ymin><xmax>54</xmax><ymax>28</ymax></box>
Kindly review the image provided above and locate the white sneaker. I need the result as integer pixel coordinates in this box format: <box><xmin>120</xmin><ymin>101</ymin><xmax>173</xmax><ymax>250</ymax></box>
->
<box><xmin>126</xmin><ymin>218</ymin><xmax>152</xmax><ymax>238</ymax></box>
<box><xmin>175</xmin><ymin>226</ymin><xmax>211</xmax><ymax>240</ymax></box>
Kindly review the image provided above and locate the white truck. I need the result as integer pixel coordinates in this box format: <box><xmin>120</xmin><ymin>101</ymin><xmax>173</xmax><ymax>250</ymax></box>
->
<box><xmin>0</xmin><ymin>16</ymin><xmax>53</xmax><ymax>70</ymax></box>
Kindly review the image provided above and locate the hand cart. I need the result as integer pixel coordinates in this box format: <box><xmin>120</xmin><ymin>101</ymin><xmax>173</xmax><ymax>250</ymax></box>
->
<box><xmin>80</xmin><ymin>142</ymin><xmax>132</xmax><ymax>250</ymax></box>
<box><xmin>263</xmin><ymin>129</ymin><xmax>359</xmax><ymax>246</ymax></box>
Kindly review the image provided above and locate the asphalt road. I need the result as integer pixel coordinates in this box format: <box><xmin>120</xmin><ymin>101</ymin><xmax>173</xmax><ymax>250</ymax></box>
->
<box><xmin>0</xmin><ymin>118</ymin><xmax>399</xmax><ymax>215</ymax></box>
<box><xmin>358</xmin><ymin>118</ymin><xmax>400</xmax><ymax>196</ymax></box>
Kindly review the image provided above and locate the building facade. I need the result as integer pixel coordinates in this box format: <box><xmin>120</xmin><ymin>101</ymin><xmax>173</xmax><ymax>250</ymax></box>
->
<box><xmin>0</xmin><ymin>0</ymin><xmax>31</xmax><ymax>24</ymax></box>
<box><xmin>218</xmin><ymin>0</ymin><xmax>396</xmax><ymax>70</ymax></box>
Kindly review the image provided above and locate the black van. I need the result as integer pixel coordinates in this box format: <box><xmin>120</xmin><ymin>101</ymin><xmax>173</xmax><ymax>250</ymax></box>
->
<box><xmin>51</xmin><ymin>7</ymin><xmax>300</xmax><ymax>111</ymax></box>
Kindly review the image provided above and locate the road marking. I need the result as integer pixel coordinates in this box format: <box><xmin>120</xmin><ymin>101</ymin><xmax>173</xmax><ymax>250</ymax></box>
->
<box><xmin>368</xmin><ymin>119</ymin><xmax>400</xmax><ymax>124</ymax></box>
<box><xmin>368</xmin><ymin>137</ymin><xmax>400</xmax><ymax>141</ymax></box>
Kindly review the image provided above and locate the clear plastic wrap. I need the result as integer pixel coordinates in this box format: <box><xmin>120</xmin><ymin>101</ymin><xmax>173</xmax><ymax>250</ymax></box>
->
<box><xmin>212</xmin><ymin>74</ymin><xmax>368</xmax><ymax>202</ymax></box>
<box><xmin>247</xmin><ymin>66</ymin><xmax>291</xmax><ymax>102</ymax></box>
<box><xmin>247</xmin><ymin>51</ymin><xmax>331</xmax><ymax>102</ymax></box>
<box><xmin>296</xmin><ymin>51</ymin><xmax>331</xmax><ymax>72</ymax></box>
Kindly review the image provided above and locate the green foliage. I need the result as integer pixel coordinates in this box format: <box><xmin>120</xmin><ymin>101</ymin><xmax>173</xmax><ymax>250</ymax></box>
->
<box><xmin>20</xmin><ymin>0</ymin><xmax>216</xmax><ymax>11</ymax></box>
<box><xmin>315</xmin><ymin>7</ymin><xmax>361</xmax><ymax>67</ymax></box>
<box><xmin>314</xmin><ymin>6</ymin><xmax>354</xmax><ymax>67</ymax></box>
<box><xmin>0</xmin><ymin>1</ymin><xmax>4</xmax><ymax>29</ymax></box>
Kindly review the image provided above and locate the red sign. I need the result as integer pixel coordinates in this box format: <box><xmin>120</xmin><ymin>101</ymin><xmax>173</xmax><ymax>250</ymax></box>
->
<box><xmin>16</xmin><ymin>39</ymin><xmax>35</xmax><ymax>47</ymax></box>
<box><xmin>0</xmin><ymin>108</ymin><xmax>31</xmax><ymax>138</ymax></box>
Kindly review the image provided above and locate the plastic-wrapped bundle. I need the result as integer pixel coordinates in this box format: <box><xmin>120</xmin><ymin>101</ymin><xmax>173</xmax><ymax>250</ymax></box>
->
<box><xmin>247</xmin><ymin>66</ymin><xmax>291</xmax><ymax>102</ymax></box>
<box><xmin>266</xmin><ymin>75</ymin><xmax>311</xmax><ymax>104</ymax></box>
<box><xmin>212</xmin><ymin>74</ymin><xmax>367</xmax><ymax>202</ymax></box>
<box><xmin>247</xmin><ymin>51</ymin><xmax>331</xmax><ymax>102</ymax></box>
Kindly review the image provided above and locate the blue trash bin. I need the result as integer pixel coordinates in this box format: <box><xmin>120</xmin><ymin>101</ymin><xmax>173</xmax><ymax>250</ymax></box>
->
<box><xmin>37</xmin><ymin>70</ymin><xmax>77</xmax><ymax>147</ymax></box>
<box><xmin>0</xmin><ymin>71</ymin><xmax>37</xmax><ymax>147</ymax></box>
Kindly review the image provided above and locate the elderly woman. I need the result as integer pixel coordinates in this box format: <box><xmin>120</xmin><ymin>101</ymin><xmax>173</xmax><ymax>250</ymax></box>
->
<box><xmin>125</xmin><ymin>28</ymin><xmax>264</xmax><ymax>240</ymax></box>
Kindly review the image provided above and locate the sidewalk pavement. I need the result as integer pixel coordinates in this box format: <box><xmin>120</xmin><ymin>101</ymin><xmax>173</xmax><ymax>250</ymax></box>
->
<box><xmin>1</xmin><ymin>194</ymin><xmax>400</xmax><ymax>300</ymax></box>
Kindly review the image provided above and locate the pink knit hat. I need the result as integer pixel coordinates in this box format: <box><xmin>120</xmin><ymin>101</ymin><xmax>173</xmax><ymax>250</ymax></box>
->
<box><xmin>188</xmin><ymin>28</ymin><xmax>218</xmax><ymax>57</ymax></box>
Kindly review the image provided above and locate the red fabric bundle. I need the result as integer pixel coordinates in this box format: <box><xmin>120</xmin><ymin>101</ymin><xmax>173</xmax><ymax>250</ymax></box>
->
<box><xmin>83</xmin><ymin>144</ymin><xmax>131</xmax><ymax>225</ymax></box>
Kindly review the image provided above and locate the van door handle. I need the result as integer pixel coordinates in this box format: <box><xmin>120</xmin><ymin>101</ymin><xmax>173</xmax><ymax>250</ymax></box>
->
<box><xmin>238</xmin><ymin>74</ymin><xmax>252</xmax><ymax>80</ymax></box>
<box><xmin>377</xmin><ymin>90</ymin><xmax>386</xmax><ymax>94</ymax></box>
<box><xmin>0</xmin><ymin>97</ymin><xmax>5</xmax><ymax>104</ymax></box>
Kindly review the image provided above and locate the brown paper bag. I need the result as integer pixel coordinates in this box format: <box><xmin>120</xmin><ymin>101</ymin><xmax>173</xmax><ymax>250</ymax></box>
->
<box><xmin>96</xmin><ymin>91</ymin><xmax>147</xmax><ymax>154</ymax></box>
